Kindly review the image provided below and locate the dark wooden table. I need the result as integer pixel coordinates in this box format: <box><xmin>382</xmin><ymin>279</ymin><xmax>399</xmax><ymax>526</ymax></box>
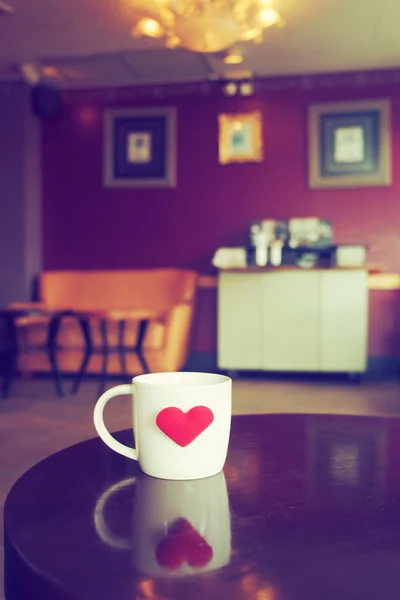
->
<box><xmin>46</xmin><ymin>307</ymin><xmax>163</xmax><ymax>396</ymax></box>
<box><xmin>1</xmin><ymin>304</ymin><xmax>163</xmax><ymax>397</ymax></box>
<box><xmin>5</xmin><ymin>413</ymin><xmax>400</xmax><ymax>600</ymax></box>
<box><xmin>0</xmin><ymin>308</ymin><xmax>50</xmax><ymax>398</ymax></box>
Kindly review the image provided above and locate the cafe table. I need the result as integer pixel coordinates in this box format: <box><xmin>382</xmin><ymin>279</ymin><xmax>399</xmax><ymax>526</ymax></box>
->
<box><xmin>4</xmin><ymin>412</ymin><xmax>400</xmax><ymax>599</ymax></box>
<box><xmin>1</xmin><ymin>305</ymin><xmax>163</xmax><ymax>397</ymax></box>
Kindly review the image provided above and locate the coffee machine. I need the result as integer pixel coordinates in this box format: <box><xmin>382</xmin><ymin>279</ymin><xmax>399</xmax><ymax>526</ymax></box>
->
<box><xmin>247</xmin><ymin>218</ymin><xmax>334</xmax><ymax>267</ymax></box>
<box><xmin>248</xmin><ymin>220</ymin><xmax>288</xmax><ymax>267</ymax></box>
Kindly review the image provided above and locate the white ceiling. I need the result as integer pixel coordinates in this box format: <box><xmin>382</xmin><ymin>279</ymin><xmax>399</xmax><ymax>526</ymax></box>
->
<box><xmin>0</xmin><ymin>0</ymin><xmax>399</xmax><ymax>88</ymax></box>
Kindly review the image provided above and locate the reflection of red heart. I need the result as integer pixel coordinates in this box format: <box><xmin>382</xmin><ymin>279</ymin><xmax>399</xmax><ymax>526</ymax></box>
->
<box><xmin>156</xmin><ymin>406</ymin><xmax>214</xmax><ymax>447</ymax></box>
<box><xmin>156</xmin><ymin>518</ymin><xmax>213</xmax><ymax>570</ymax></box>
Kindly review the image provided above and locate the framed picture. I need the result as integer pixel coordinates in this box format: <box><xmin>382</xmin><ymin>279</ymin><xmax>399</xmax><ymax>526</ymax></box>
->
<box><xmin>218</xmin><ymin>111</ymin><xmax>263</xmax><ymax>164</ymax></box>
<box><xmin>103</xmin><ymin>107</ymin><xmax>176</xmax><ymax>188</ymax></box>
<box><xmin>308</xmin><ymin>98</ymin><xmax>391</xmax><ymax>189</ymax></box>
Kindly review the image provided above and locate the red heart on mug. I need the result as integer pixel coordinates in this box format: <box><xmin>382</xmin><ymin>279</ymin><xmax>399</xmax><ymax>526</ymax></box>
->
<box><xmin>156</xmin><ymin>406</ymin><xmax>214</xmax><ymax>447</ymax></box>
<box><xmin>156</xmin><ymin>518</ymin><xmax>213</xmax><ymax>570</ymax></box>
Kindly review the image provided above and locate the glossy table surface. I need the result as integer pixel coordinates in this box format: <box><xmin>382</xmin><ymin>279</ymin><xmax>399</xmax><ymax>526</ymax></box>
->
<box><xmin>5</xmin><ymin>413</ymin><xmax>400</xmax><ymax>600</ymax></box>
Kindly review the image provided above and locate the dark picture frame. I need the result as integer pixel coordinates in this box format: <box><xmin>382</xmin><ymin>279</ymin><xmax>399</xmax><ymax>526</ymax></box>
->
<box><xmin>103</xmin><ymin>107</ymin><xmax>177</xmax><ymax>188</ymax></box>
<box><xmin>308</xmin><ymin>99</ymin><xmax>391</xmax><ymax>189</ymax></box>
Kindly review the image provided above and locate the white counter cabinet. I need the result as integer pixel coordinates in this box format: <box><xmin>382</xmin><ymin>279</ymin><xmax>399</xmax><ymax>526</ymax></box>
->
<box><xmin>217</xmin><ymin>269</ymin><xmax>368</xmax><ymax>374</ymax></box>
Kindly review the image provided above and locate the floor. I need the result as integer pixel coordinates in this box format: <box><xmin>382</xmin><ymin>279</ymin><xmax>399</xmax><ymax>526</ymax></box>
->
<box><xmin>1</xmin><ymin>375</ymin><xmax>400</xmax><ymax>599</ymax></box>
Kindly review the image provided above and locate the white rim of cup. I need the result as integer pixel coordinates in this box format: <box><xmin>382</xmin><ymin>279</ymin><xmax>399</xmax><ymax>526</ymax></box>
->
<box><xmin>133</xmin><ymin>372</ymin><xmax>231</xmax><ymax>387</ymax></box>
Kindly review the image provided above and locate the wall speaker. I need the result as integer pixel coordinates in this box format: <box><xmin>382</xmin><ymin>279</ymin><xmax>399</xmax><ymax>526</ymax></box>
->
<box><xmin>31</xmin><ymin>84</ymin><xmax>61</xmax><ymax>119</ymax></box>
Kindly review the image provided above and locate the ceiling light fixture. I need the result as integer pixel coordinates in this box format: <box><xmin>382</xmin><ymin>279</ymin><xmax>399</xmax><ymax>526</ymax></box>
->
<box><xmin>132</xmin><ymin>17</ymin><xmax>164</xmax><ymax>38</ymax></box>
<box><xmin>222</xmin><ymin>79</ymin><xmax>254</xmax><ymax>96</ymax></box>
<box><xmin>41</xmin><ymin>66</ymin><xmax>62</xmax><ymax>79</ymax></box>
<box><xmin>130</xmin><ymin>0</ymin><xmax>284</xmax><ymax>54</ymax></box>
<box><xmin>223</xmin><ymin>82</ymin><xmax>238</xmax><ymax>96</ymax></box>
<box><xmin>0</xmin><ymin>1</ymin><xmax>14</xmax><ymax>14</ymax></box>
<box><xmin>239</xmin><ymin>81</ymin><xmax>253</xmax><ymax>95</ymax></box>
<box><xmin>19</xmin><ymin>63</ymin><xmax>41</xmax><ymax>86</ymax></box>
<box><xmin>224</xmin><ymin>49</ymin><xmax>244</xmax><ymax>65</ymax></box>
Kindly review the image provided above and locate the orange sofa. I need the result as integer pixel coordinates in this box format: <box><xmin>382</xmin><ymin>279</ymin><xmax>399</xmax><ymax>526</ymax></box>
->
<box><xmin>12</xmin><ymin>269</ymin><xmax>198</xmax><ymax>376</ymax></box>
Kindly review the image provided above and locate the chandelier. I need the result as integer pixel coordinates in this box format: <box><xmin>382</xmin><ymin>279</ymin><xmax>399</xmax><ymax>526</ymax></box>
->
<box><xmin>131</xmin><ymin>0</ymin><xmax>284</xmax><ymax>54</ymax></box>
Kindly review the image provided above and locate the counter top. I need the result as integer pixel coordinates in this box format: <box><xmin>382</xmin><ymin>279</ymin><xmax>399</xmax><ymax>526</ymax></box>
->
<box><xmin>197</xmin><ymin>270</ymin><xmax>400</xmax><ymax>291</ymax></box>
<box><xmin>218</xmin><ymin>266</ymin><xmax>369</xmax><ymax>273</ymax></box>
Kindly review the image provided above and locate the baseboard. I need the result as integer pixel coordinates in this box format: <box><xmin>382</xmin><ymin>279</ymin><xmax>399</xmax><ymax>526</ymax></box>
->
<box><xmin>183</xmin><ymin>351</ymin><xmax>218</xmax><ymax>372</ymax></box>
<box><xmin>16</xmin><ymin>352</ymin><xmax>399</xmax><ymax>381</ymax></box>
<box><xmin>367</xmin><ymin>355</ymin><xmax>399</xmax><ymax>379</ymax></box>
<box><xmin>184</xmin><ymin>352</ymin><xmax>399</xmax><ymax>380</ymax></box>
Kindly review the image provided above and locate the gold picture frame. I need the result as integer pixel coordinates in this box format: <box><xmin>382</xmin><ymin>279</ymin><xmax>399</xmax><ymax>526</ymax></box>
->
<box><xmin>308</xmin><ymin>98</ymin><xmax>391</xmax><ymax>189</ymax></box>
<box><xmin>218</xmin><ymin>111</ymin><xmax>263</xmax><ymax>164</ymax></box>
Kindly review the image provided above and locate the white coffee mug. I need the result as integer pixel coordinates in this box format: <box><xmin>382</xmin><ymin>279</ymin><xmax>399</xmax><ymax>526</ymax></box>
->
<box><xmin>93</xmin><ymin>372</ymin><xmax>232</xmax><ymax>480</ymax></box>
<box><xmin>94</xmin><ymin>472</ymin><xmax>231</xmax><ymax>577</ymax></box>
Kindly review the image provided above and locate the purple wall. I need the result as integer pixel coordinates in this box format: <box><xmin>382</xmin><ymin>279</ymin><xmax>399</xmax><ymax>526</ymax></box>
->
<box><xmin>41</xmin><ymin>77</ymin><xmax>400</xmax><ymax>357</ymax></box>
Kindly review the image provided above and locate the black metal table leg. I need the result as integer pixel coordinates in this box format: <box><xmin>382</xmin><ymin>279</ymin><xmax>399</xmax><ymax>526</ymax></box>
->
<box><xmin>118</xmin><ymin>320</ymin><xmax>128</xmax><ymax>378</ymax></box>
<box><xmin>47</xmin><ymin>314</ymin><xmax>67</xmax><ymax>397</ymax></box>
<box><xmin>1</xmin><ymin>315</ymin><xmax>18</xmax><ymax>399</ymax></box>
<box><xmin>45</xmin><ymin>311</ymin><xmax>153</xmax><ymax>397</ymax></box>
<box><xmin>99</xmin><ymin>319</ymin><xmax>109</xmax><ymax>396</ymax></box>
<box><xmin>71</xmin><ymin>318</ymin><xmax>93</xmax><ymax>395</ymax></box>
<box><xmin>135</xmin><ymin>319</ymin><xmax>150</xmax><ymax>374</ymax></box>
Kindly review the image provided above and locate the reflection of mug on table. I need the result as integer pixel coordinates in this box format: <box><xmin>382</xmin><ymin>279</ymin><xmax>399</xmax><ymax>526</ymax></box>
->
<box><xmin>94</xmin><ymin>472</ymin><xmax>231</xmax><ymax>577</ymax></box>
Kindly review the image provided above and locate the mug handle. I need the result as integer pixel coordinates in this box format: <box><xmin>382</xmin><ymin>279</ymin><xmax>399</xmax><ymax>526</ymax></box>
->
<box><xmin>93</xmin><ymin>384</ymin><xmax>138</xmax><ymax>460</ymax></box>
<box><xmin>94</xmin><ymin>477</ymin><xmax>136</xmax><ymax>550</ymax></box>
